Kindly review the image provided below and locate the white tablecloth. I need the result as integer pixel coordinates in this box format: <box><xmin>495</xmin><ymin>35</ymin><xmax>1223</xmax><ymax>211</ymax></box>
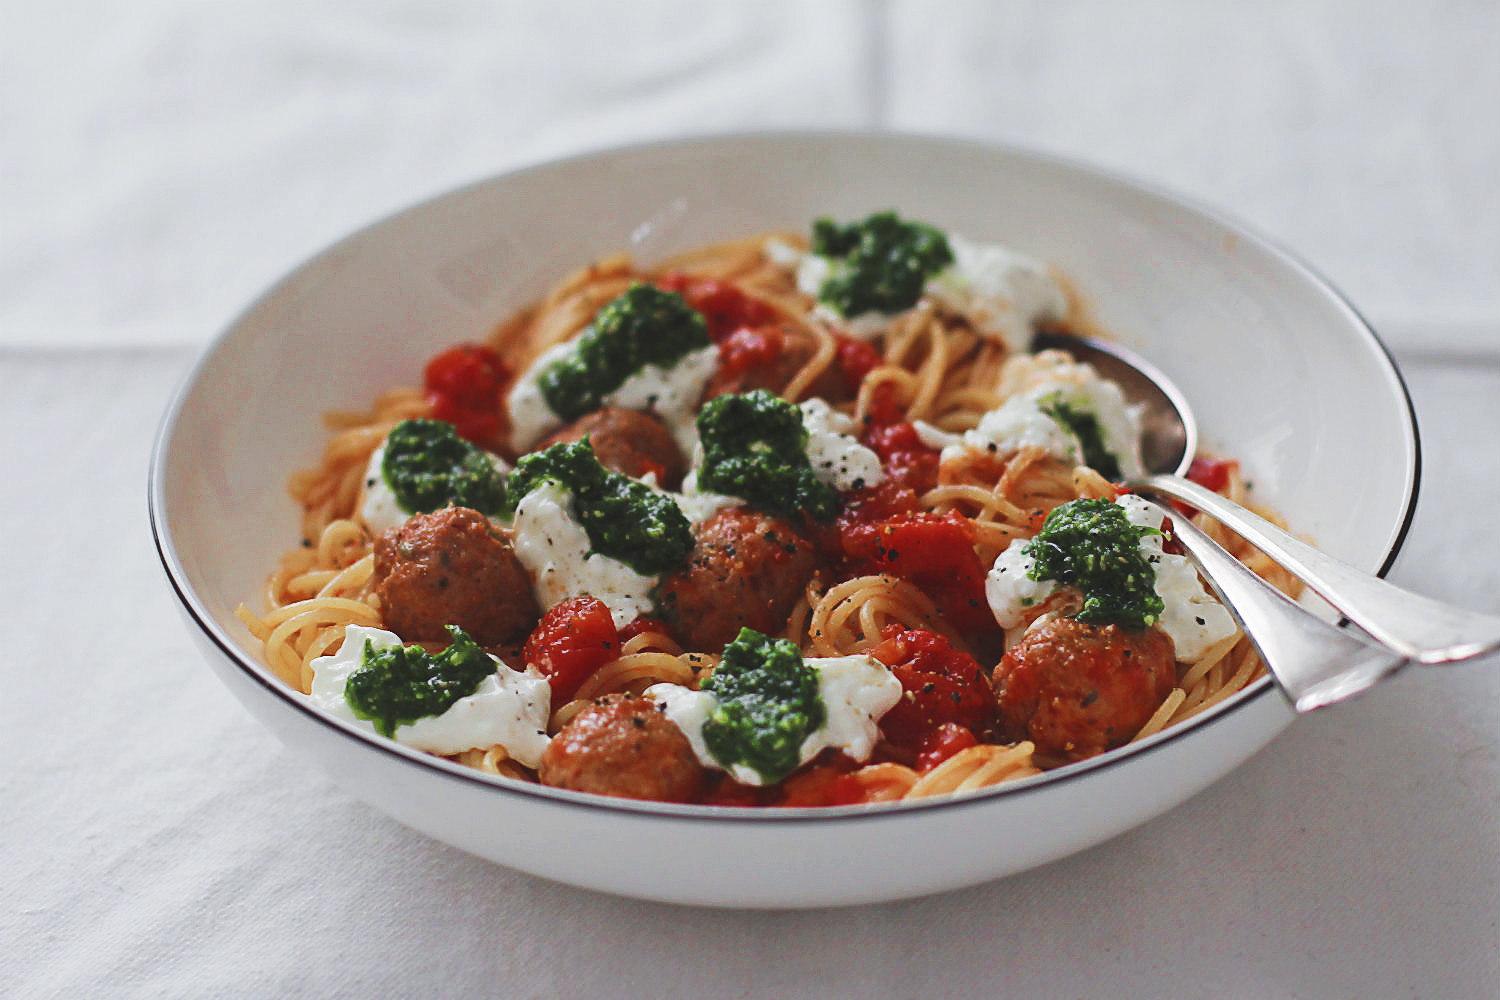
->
<box><xmin>6</xmin><ymin>3</ymin><xmax>1498</xmax><ymax>997</ymax></box>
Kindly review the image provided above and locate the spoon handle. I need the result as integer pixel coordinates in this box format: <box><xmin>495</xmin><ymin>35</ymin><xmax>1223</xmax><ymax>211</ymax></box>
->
<box><xmin>1138</xmin><ymin>475</ymin><xmax>1500</xmax><ymax>663</ymax></box>
<box><xmin>1143</xmin><ymin>499</ymin><xmax>1407</xmax><ymax>711</ymax></box>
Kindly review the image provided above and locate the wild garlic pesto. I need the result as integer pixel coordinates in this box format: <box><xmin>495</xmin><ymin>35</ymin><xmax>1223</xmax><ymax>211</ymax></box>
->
<box><xmin>694</xmin><ymin>389</ymin><xmax>840</xmax><ymax>523</ymax></box>
<box><xmin>772</xmin><ymin>214</ymin><xmax>1066</xmax><ymax>349</ymax></box>
<box><xmin>645</xmin><ymin>629</ymin><xmax>901</xmax><ymax>786</ymax></box>
<box><xmin>505</xmin><ymin>439</ymin><xmax>693</xmax><ymax>576</ymax></box>
<box><xmin>507</xmin><ymin>285</ymin><xmax>718</xmax><ymax>453</ymax></box>
<box><xmin>308</xmin><ymin>625</ymin><xmax>550</xmax><ymax>763</ymax></box>
<box><xmin>985</xmin><ymin>495</ymin><xmax>1238</xmax><ymax>661</ymax></box>
<box><xmin>361</xmin><ymin>420</ymin><xmax>510</xmax><ymax>536</ymax></box>
<box><xmin>1023</xmin><ymin>498</ymin><xmax>1165</xmax><ymax>628</ymax></box>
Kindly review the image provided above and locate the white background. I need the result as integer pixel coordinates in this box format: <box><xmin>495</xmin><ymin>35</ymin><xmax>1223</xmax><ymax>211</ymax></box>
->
<box><xmin>4</xmin><ymin>2</ymin><xmax>1498</xmax><ymax>997</ymax></box>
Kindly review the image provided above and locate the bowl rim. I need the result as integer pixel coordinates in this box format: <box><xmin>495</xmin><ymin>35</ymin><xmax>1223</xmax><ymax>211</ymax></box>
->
<box><xmin>148</xmin><ymin>127</ymin><xmax>1422</xmax><ymax>824</ymax></box>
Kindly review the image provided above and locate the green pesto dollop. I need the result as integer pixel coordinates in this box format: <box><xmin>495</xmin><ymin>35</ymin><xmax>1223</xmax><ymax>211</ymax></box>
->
<box><xmin>506</xmin><ymin>438</ymin><xmax>693</xmax><ymax>576</ymax></box>
<box><xmin>1039</xmin><ymin>392</ymin><xmax>1123</xmax><ymax>481</ymax></box>
<box><xmin>1024</xmin><ymin>497</ymin><xmax>1164</xmax><ymax>629</ymax></box>
<box><xmin>537</xmin><ymin>283</ymin><xmax>711</xmax><ymax>422</ymax></box>
<box><xmin>345</xmin><ymin>626</ymin><xmax>494</xmax><ymax>738</ymax></box>
<box><xmin>695</xmin><ymin>389</ymin><xmax>839</xmax><ymax>523</ymax></box>
<box><xmin>811</xmin><ymin>210</ymin><xmax>954</xmax><ymax>317</ymax></box>
<box><xmin>701</xmin><ymin>628</ymin><xmax>827</xmax><ymax>785</ymax></box>
<box><xmin>382</xmin><ymin>418</ymin><xmax>508</xmax><ymax>517</ymax></box>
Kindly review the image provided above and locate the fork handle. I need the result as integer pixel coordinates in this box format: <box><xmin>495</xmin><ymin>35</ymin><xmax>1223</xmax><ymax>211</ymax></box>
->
<box><xmin>1137</xmin><ymin>474</ymin><xmax>1500</xmax><ymax>663</ymax></box>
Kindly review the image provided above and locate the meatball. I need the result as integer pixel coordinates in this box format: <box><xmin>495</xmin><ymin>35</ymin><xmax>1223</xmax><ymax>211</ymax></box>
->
<box><xmin>654</xmin><ymin>507</ymin><xmax>820</xmax><ymax>651</ymax></box>
<box><xmin>538</xmin><ymin>694</ymin><xmax>705</xmax><ymax>802</ymax></box>
<box><xmin>537</xmin><ymin>407</ymin><xmax>686</xmax><ymax>488</ymax></box>
<box><xmin>992</xmin><ymin>614</ymin><xmax>1177</xmax><ymax>763</ymax></box>
<box><xmin>373</xmin><ymin>506</ymin><xmax>538</xmax><ymax>646</ymax></box>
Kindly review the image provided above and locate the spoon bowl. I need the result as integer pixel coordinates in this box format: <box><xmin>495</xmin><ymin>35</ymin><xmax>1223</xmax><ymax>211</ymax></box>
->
<box><xmin>1033</xmin><ymin>329</ymin><xmax>1196</xmax><ymax>477</ymax></box>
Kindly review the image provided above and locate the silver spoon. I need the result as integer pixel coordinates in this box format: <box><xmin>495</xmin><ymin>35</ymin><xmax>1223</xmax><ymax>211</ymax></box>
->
<box><xmin>1034</xmin><ymin>330</ymin><xmax>1500</xmax><ymax>706</ymax></box>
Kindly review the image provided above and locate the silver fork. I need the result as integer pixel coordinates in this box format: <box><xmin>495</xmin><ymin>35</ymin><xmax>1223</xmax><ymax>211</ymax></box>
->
<box><xmin>1142</xmin><ymin>497</ymin><xmax>1409</xmax><ymax>712</ymax></box>
<box><xmin>1138</xmin><ymin>475</ymin><xmax>1500</xmax><ymax>665</ymax></box>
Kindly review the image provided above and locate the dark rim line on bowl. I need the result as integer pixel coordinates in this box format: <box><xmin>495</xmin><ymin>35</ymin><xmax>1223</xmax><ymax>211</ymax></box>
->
<box><xmin>147</xmin><ymin>130</ymin><xmax>1422</xmax><ymax>823</ymax></box>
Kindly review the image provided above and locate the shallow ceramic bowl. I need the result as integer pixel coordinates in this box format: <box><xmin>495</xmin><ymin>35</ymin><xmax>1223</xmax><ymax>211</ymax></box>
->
<box><xmin>150</xmin><ymin>132</ymin><xmax>1419</xmax><ymax>908</ymax></box>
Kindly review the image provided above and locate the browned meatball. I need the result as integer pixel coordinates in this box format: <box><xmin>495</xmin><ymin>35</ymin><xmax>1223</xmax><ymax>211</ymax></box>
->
<box><xmin>653</xmin><ymin>507</ymin><xmax>820</xmax><ymax>652</ymax></box>
<box><xmin>538</xmin><ymin>694</ymin><xmax>706</xmax><ymax>802</ymax></box>
<box><xmin>537</xmin><ymin>407</ymin><xmax>686</xmax><ymax>488</ymax></box>
<box><xmin>373</xmin><ymin>506</ymin><xmax>539</xmax><ymax>646</ymax></box>
<box><xmin>992</xmin><ymin>614</ymin><xmax>1177</xmax><ymax>764</ymax></box>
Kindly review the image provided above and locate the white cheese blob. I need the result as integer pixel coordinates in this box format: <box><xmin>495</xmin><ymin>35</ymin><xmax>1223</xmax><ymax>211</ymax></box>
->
<box><xmin>782</xmin><ymin>242</ymin><xmax>916</xmax><ymax>341</ymax></box>
<box><xmin>308</xmin><ymin>624</ymin><xmax>551</xmax><ymax>766</ymax></box>
<box><xmin>604</xmin><ymin>343</ymin><xmax>720</xmax><ymax>458</ymax></box>
<box><xmin>506</xmin><ymin>340</ymin><xmax>577</xmax><ymax>454</ymax></box>
<box><xmin>936</xmin><ymin>367</ymin><xmax>1144</xmax><ymax>480</ymax></box>
<box><xmin>1115</xmin><ymin>494</ymin><xmax>1239</xmax><ymax>662</ymax></box>
<box><xmin>769</xmin><ymin>231</ymin><xmax>1066</xmax><ymax>350</ymax></box>
<box><xmin>985</xmin><ymin>542</ymin><xmax>1059</xmax><ymax>630</ymax></box>
<box><xmin>358</xmin><ymin>440</ymin><xmax>510</xmax><ymax>538</ymax></box>
<box><xmin>805</xmin><ymin>653</ymin><xmax>904</xmax><ymax>765</ymax></box>
<box><xmin>645</xmin><ymin>653</ymin><xmax>902</xmax><ymax>787</ymax></box>
<box><xmin>984</xmin><ymin>495</ymin><xmax>1238</xmax><ymax>662</ymax></box>
<box><xmin>799</xmin><ymin>398</ymin><xmax>885</xmax><ymax>492</ymax></box>
<box><xmin>675</xmin><ymin>443</ymin><xmax>745</xmax><ymax>526</ymax></box>
<box><xmin>506</xmin><ymin>339</ymin><xmax>720</xmax><ymax>455</ymax></box>
<box><xmin>509</xmin><ymin>481</ymin><xmax>658</xmax><ymax>628</ymax></box>
<box><xmin>673</xmin><ymin>474</ymin><xmax>741</xmax><ymax>526</ymax></box>
<box><xmin>926</xmin><ymin>234</ymin><xmax>1067</xmax><ymax>354</ymax></box>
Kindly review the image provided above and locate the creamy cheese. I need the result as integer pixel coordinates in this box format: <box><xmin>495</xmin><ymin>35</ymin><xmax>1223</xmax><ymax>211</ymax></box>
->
<box><xmin>673</xmin><ymin>472</ymin><xmax>741</xmax><ymax>527</ymax></box>
<box><xmin>509</xmin><ymin>481</ymin><xmax>658</xmax><ymax>628</ymax></box>
<box><xmin>604</xmin><ymin>344</ymin><xmax>720</xmax><ymax>458</ymax></box>
<box><xmin>984</xmin><ymin>494</ymin><xmax>1238</xmax><ymax>662</ymax></box>
<box><xmin>926</xmin><ymin>234</ymin><xmax>1067</xmax><ymax>354</ymax></box>
<box><xmin>769</xmin><ymin>232</ymin><xmax>1066</xmax><ymax>350</ymax></box>
<box><xmin>985</xmin><ymin>542</ymin><xmax>1059</xmax><ymax>630</ymax></box>
<box><xmin>358</xmin><ymin>440</ymin><xmax>510</xmax><ymax>538</ymax></box>
<box><xmin>507</xmin><ymin>340</ymin><xmax>720</xmax><ymax>455</ymax></box>
<box><xmin>308</xmin><ymin>624</ymin><xmax>551</xmax><ymax>765</ymax></box>
<box><xmin>506</xmin><ymin>340</ymin><xmax>577</xmax><ymax>453</ymax></box>
<box><xmin>784</xmin><ymin>243</ymin><xmax>914</xmax><ymax>341</ymax></box>
<box><xmin>932</xmin><ymin>367</ymin><xmax>1144</xmax><ymax>480</ymax></box>
<box><xmin>645</xmin><ymin>653</ymin><xmax>902</xmax><ymax>786</ymax></box>
<box><xmin>1115</xmin><ymin>494</ymin><xmax>1238</xmax><ymax>662</ymax></box>
<box><xmin>799</xmin><ymin>398</ymin><xmax>885</xmax><ymax>492</ymax></box>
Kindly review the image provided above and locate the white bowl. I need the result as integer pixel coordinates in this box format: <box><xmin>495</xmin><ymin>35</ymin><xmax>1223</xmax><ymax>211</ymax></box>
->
<box><xmin>150</xmin><ymin>132</ymin><xmax>1419</xmax><ymax>908</ymax></box>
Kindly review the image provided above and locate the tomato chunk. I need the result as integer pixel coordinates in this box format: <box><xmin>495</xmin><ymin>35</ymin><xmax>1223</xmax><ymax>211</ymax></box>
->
<box><xmin>422</xmin><ymin>343</ymin><xmax>510</xmax><ymax>447</ymax></box>
<box><xmin>915</xmin><ymin>723</ymin><xmax>979</xmax><ymax>772</ymax></box>
<box><xmin>715</xmin><ymin>326</ymin><xmax>785</xmax><ymax>381</ymax></box>
<box><xmin>776</xmin><ymin>755</ymin><xmax>866</xmax><ymax>807</ymax></box>
<box><xmin>522</xmin><ymin>596</ymin><xmax>620</xmax><ymax>704</ymax></box>
<box><xmin>870</xmin><ymin>627</ymin><xmax>997</xmax><ymax>759</ymax></box>
<box><xmin>617</xmin><ymin>615</ymin><xmax>672</xmax><ymax>644</ymax></box>
<box><xmin>1187</xmin><ymin>456</ymin><xmax>1236</xmax><ymax>493</ymax></box>
<box><xmin>655</xmin><ymin>272</ymin><xmax>777</xmax><ymax>342</ymax></box>
<box><xmin>841</xmin><ymin>510</ymin><xmax>994</xmax><ymax>631</ymax></box>
<box><xmin>834</xmin><ymin>335</ymin><xmax>881</xmax><ymax>394</ymax></box>
<box><xmin>856</xmin><ymin>382</ymin><xmax>941</xmax><ymax>493</ymax></box>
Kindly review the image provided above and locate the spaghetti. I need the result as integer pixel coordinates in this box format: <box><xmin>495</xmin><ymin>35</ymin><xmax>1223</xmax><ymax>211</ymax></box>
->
<box><xmin>238</xmin><ymin>220</ymin><xmax>1299</xmax><ymax>808</ymax></box>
